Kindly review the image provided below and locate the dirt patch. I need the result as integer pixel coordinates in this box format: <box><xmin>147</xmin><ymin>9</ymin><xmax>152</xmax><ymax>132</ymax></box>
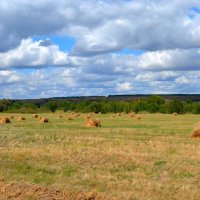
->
<box><xmin>0</xmin><ymin>180</ymin><xmax>109</xmax><ymax>200</ymax></box>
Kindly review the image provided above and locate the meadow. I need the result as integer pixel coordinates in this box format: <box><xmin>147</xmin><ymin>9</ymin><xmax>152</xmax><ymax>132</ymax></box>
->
<box><xmin>0</xmin><ymin>113</ymin><xmax>199</xmax><ymax>200</ymax></box>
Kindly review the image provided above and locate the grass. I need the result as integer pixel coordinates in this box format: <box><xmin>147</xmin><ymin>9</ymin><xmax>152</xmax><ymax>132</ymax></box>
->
<box><xmin>0</xmin><ymin>112</ymin><xmax>200</xmax><ymax>199</ymax></box>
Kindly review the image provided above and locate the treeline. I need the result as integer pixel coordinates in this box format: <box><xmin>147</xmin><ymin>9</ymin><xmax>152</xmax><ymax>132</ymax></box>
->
<box><xmin>1</xmin><ymin>95</ymin><xmax>200</xmax><ymax>114</ymax></box>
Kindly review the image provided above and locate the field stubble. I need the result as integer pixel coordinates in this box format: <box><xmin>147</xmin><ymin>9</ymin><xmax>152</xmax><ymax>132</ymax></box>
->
<box><xmin>0</xmin><ymin>113</ymin><xmax>199</xmax><ymax>200</ymax></box>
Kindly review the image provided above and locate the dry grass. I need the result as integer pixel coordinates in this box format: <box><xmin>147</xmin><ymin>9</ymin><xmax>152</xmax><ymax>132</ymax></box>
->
<box><xmin>0</xmin><ymin>180</ymin><xmax>108</xmax><ymax>200</ymax></box>
<box><xmin>0</xmin><ymin>113</ymin><xmax>199</xmax><ymax>200</ymax></box>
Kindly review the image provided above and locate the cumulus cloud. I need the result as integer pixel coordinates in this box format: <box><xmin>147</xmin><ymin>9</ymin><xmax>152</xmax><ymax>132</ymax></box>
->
<box><xmin>138</xmin><ymin>49</ymin><xmax>200</xmax><ymax>71</ymax></box>
<box><xmin>116</xmin><ymin>82</ymin><xmax>133</xmax><ymax>92</ymax></box>
<box><xmin>1</xmin><ymin>0</ymin><xmax>200</xmax><ymax>98</ymax></box>
<box><xmin>0</xmin><ymin>38</ymin><xmax>70</xmax><ymax>69</ymax></box>
<box><xmin>0</xmin><ymin>70</ymin><xmax>21</xmax><ymax>84</ymax></box>
<box><xmin>1</xmin><ymin>67</ymin><xmax>200</xmax><ymax>99</ymax></box>
<box><xmin>39</xmin><ymin>39</ymin><xmax>53</xmax><ymax>47</ymax></box>
<box><xmin>1</xmin><ymin>38</ymin><xmax>200</xmax><ymax>73</ymax></box>
<box><xmin>0</xmin><ymin>0</ymin><xmax>200</xmax><ymax>55</ymax></box>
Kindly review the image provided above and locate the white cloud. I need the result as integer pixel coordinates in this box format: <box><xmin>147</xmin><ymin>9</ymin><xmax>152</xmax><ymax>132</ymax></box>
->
<box><xmin>138</xmin><ymin>49</ymin><xmax>200</xmax><ymax>71</ymax></box>
<box><xmin>0</xmin><ymin>70</ymin><xmax>21</xmax><ymax>84</ymax></box>
<box><xmin>116</xmin><ymin>82</ymin><xmax>133</xmax><ymax>92</ymax></box>
<box><xmin>0</xmin><ymin>0</ymin><xmax>200</xmax><ymax>55</ymax></box>
<box><xmin>175</xmin><ymin>76</ymin><xmax>191</xmax><ymax>84</ymax></box>
<box><xmin>1</xmin><ymin>0</ymin><xmax>200</xmax><ymax>97</ymax></box>
<box><xmin>0</xmin><ymin>38</ymin><xmax>70</xmax><ymax>69</ymax></box>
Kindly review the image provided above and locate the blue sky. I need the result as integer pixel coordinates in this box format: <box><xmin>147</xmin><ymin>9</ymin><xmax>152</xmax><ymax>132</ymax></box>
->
<box><xmin>0</xmin><ymin>0</ymin><xmax>200</xmax><ymax>98</ymax></box>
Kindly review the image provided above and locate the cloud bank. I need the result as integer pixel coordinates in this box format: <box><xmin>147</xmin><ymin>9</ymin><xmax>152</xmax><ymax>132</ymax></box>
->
<box><xmin>0</xmin><ymin>0</ymin><xmax>200</xmax><ymax>98</ymax></box>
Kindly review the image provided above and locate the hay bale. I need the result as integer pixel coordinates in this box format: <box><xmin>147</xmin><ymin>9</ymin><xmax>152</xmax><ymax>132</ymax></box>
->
<box><xmin>89</xmin><ymin>112</ymin><xmax>93</xmax><ymax>116</ymax></box>
<box><xmin>40</xmin><ymin>117</ymin><xmax>48</xmax><ymax>123</ymax></box>
<box><xmin>0</xmin><ymin>117</ymin><xmax>10</xmax><ymax>124</ymax></box>
<box><xmin>32</xmin><ymin>114</ymin><xmax>38</xmax><ymax>118</ymax></box>
<box><xmin>134</xmin><ymin>116</ymin><xmax>141</xmax><ymax>120</ymax></box>
<box><xmin>85</xmin><ymin>115</ymin><xmax>91</xmax><ymax>119</ymax></box>
<box><xmin>129</xmin><ymin>112</ymin><xmax>136</xmax><ymax>118</ymax></box>
<box><xmin>172</xmin><ymin>112</ymin><xmax>178</xmax><ymax>115</ymax></box>
<box><xmin>85</xmin><ymin>118</ymin><xmax>101</xmax><ymax>127</ymax></box>
<box><xmin>67</xmin><ymin>117</ymin><xmax>73</xmax><ymax>120</ymax></box>
<box><xmin>73</xmin><ymin>113</ymin><xmax>80</xmax><ymax>117</ymax></box>
<box><xmin>17</xmin><ymin>116</ymin><xmax>25</xmax><ymax>121</ymax></box>
<box><xmin>191</xmin><ymin>123</ymin><xmax>200</xmax><ymax>138</ymax></box>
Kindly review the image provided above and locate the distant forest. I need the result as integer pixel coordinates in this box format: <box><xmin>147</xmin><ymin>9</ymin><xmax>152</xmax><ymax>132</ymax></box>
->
<box><xmin>1</xmin><ymin>95</ymin><xmax>200</xmax><ymax>114</ymax></box>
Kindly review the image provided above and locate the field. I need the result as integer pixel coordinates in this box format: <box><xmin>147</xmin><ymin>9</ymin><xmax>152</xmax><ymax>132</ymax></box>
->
<box><xmin>0</xmin><ymin>113</ymin><xmax>200</xmax><ymax>200</ymax></box>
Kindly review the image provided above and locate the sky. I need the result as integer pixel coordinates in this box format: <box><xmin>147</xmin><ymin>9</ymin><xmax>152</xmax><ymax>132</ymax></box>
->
<box><xmin>1</xmin><ymin>0</ymin><xmax>200</xmax><ymax>99</ymax></box>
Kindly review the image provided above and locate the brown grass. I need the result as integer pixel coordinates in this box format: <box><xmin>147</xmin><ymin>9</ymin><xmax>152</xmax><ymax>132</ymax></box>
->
<box><xmin>0</xmin><ymin>180</ymin><xmax>108</xmax><ymax>200</ymax></box>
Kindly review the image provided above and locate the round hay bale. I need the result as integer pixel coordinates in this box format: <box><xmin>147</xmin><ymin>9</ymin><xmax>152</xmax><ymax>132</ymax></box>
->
<box><xmin>73</xmin><ymin>113</ymin><xmax>80</xmax><ymax>117</ymax></box>
<box><xmin>129</xmin><ymin>112</ymin><xmax>135</xmax><ymax>116</ymax></box>
<box><xmin>40</xmin><ymin>117</ymin><xmax>48</xmax><ymax>123</ymax></box>
<box><xmin>0</xmin><ymin>117</ymin><xmax>10</xmax><ymax>124</ymax></box>
<box><xmin>67</xmin><ymin>117</ymin><xmax>73</xmax><ymax>120</ymax></box>
<box><xmin>85</xmin><ymin>115</ymin><xmax>91</xmax><ymax>119</ymax></box>
<box><xmin>85</xmin><ymin>118</ymin><xmax>101</xmax><ymax>127</ymax></box>
<box><xmin>172</xmin><ymin>112</ymin><xmax>178</xmax><ymax>115</ymax></box>
<box><xmin>191</xmin><ymin>122</ymin><xmax>200</xmax><ymax>138</ymax></box>
<box><xmin>18</xmin><ymin>116</ymin><xmax>25</xmax><ymax>121</ymax></box>
<box><xmin>89</xmin><ymin>112</ymin><xmax>93</xmax><ymax>116</ymax></box>
<box><xmin>32</xmin><ymin>114</ymin><xmax>38</xmax><ymax>118</ymax></box>
<box><xmin>135</xmin><ymin>116</ymin><xmax>141</xmax><ymax>120</ymax></box>
<box><xmin>112</xmin><ymin>113</ymin><xmax>121</xmax><ymax>117</ymax></box>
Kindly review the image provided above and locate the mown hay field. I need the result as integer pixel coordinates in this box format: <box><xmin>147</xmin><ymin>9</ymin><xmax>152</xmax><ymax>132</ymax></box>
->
<box><xmin>0</xmin><ymin>113</ymin><xmax>200</xmax><ymax>200</ymax></box>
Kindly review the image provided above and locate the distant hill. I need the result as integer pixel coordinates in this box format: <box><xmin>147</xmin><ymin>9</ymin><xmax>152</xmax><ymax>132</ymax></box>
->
<box><xmin>6</xmin><ymin>94</ymin><xmax>200</xmax><ymax>103</ymax></box>
<box><xmin>107</xmin><ymin>94</ymin><xmax>200</xmax><ymax>102</ymax></box>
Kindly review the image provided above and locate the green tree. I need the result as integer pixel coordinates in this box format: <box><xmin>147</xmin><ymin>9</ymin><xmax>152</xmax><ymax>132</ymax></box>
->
<box><xmin>192</xmin><ymin>103</ymin><xmax>200</xmax><ymax>114</ymax></box>
<box><xmin>168</xmin><ymin>98</ymin><xmax>184</xmax><ymax>114</ymax></box>
<box><xmin>47</xmin><ymin>101</ymin><xmax>58</xmax><ymax>113</ymax></box>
